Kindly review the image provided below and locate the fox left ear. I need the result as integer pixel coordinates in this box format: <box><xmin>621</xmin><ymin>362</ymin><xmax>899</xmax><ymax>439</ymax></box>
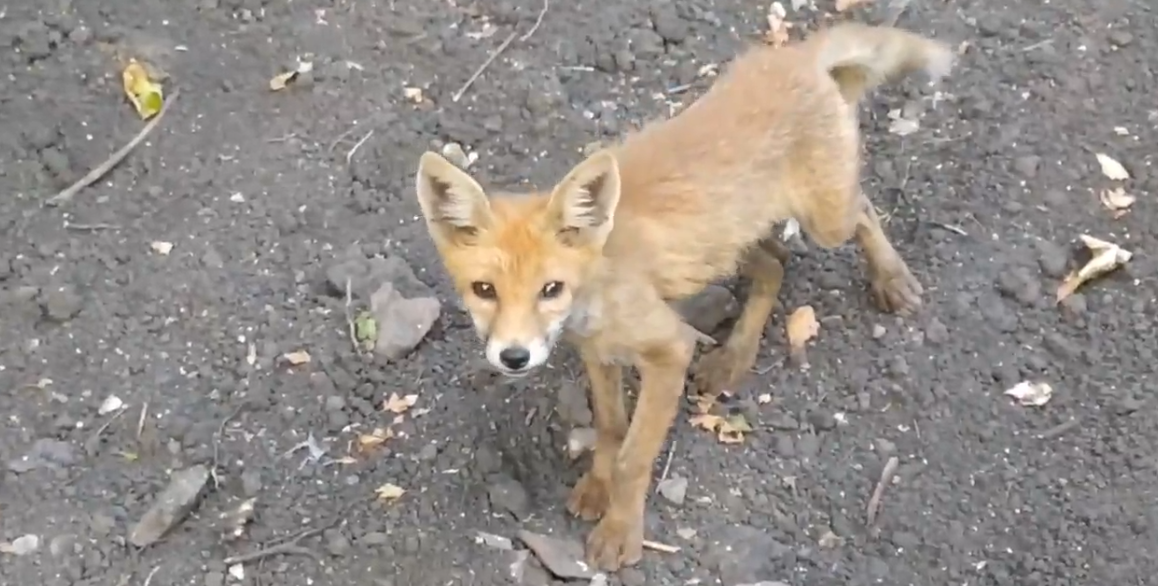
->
<box><xmin>415</xmin><ymin>151</ymin><xmax>494</xmax><ymax>246</ymax></box>
<box><xmin>547</xmin><ymin>150</ymin><xmax>622</xmax><ymax>247</ymax></box>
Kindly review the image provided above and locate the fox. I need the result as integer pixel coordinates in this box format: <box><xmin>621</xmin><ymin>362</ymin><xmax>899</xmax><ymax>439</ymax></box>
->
<box><xmin>414</xmin><ymin>22</ymin><xmax>954</xmax><ymax>571</ymax></box>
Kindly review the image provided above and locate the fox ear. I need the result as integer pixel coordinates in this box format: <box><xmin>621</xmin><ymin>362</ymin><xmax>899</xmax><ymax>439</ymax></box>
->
<box><xmin>415</xmin><ymin>152</ymin><xmax>493</xmax><ymax>244</ymax></box>
<box><xmin>547</xmin><ymin>150</ymin><xmax>621</xmax><ymax>247</ymax></box>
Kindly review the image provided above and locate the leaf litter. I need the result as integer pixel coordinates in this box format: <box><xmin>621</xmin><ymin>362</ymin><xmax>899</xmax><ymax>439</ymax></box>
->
<box><xmin>1095</xmin><ymin>153</ymin><xmax>1130</xmax><ymax>181</ymax></box>
<box><xmin>1099</xmin><ymin>187</ymin><xmax>1135</xmax><ymax>218</ymax></box>
<box><xmin>1056</xmin><ymin>235</ymin><xmax>1133</xmax><ymax>302</ymax></box>
<box><xmin>1005</xmin><ymin>381</ymin><xmax>1054</xmax><ymax>407</ymax></box>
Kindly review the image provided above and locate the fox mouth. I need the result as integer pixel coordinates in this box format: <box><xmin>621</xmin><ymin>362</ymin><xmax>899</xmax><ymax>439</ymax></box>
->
<box><xmin>497</xmin><ymin>367</ymin><xmax>532</xmax><ymax>379</ymax></box>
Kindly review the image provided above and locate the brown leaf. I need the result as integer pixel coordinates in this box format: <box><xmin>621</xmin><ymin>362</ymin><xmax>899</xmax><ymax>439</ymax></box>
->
<box><xmin>1056</xmin><ymin>235</ymin><xmax>1133</xmax><ymax>302</ymax></box>
<box><xmin>382</xmin><ymin>393</ymin><xmax>419</xmax><ymax>414</ymax></box>
<box><xmin>786</xmin><ymin>305</ymin><xmax>820</xmax><ymax>365</ymax></box>
<box><xmin>355</xmin><ymin>427</ymin><xmax>394</xmax><ymax>454</ymax></box>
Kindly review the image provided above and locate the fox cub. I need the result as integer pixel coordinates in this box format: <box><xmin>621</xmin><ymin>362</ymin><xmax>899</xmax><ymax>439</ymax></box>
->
<box><xmin>415</xmin><ymin>22</ymin><xmax>953</xmax><ymax>571</ymax></box>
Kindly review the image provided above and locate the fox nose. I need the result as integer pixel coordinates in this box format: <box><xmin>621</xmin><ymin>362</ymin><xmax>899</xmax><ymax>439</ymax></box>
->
<box><xmin>498</xmin><ymin>347</ymin><xmax>531</xmax><ymax>371</ymax></box>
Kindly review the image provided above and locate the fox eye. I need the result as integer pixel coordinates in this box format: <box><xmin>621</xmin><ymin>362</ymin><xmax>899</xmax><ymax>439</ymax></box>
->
<box><xmin>540</xmin><ymin>281</ymin><xmax>564</xmax><ymax>299</ymax></box>
<box><xmin>471</xmin><ymin>282</ymin><xmax>497</xmax><ymax>300</ymax></box>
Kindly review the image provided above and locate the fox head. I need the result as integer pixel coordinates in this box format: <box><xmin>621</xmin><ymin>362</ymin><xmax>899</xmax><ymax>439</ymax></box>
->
<box><xmin>415</xmin><ymin>150</ymin><xmax>622</xmax><ymax>376</ymax></box>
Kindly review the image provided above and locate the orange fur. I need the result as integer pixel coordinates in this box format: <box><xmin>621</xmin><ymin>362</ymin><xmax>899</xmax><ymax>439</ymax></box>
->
<box><xmin>415</xmin><ymin>22</ymin><xmax>953</xmax><ymax>571</ymax></box>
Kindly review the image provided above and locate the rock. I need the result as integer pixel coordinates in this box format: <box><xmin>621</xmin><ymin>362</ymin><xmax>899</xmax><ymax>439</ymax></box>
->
<box><xmin>48</xmin><ymin>534</ymin><xmax>76</xmax><ymax>556</ymax></box>
<box><xmin>129</xmin><ymin>464</ymin><xmax>210</xmax><ymax>547</ymax></box>
<box><xmin>675</xmin><ymin>285</ymin><xmax>739</xmax><ymax>335</ymax></box>
<box><xmin>370</xmin><ymin>282</ymin><xmax>441</xmax><ymax>360</ymax></box>
<box><xmin>1013</xmin><ymin>155</ymin><xmax>1040</xmax><ymax>178</ymax></box>
<box><xmin>871</xmin><ymin>324</ymin><xmax>886</xmax><ymax>339</ymax></box>
<box><xmin>656</xmin><ymin>475</ymin><xmax>688</xmax><ymax>505</ymax></box>
<box><xmin>325</xmin><ymin>395</ymin><xmax>346</xmax><ymax>411</ymax></box>
<box><xmin>556</xmin><ymin>380</ymin><xmax>593</xmax><ymax>426</ymax></box>
<box><xmin>996</xmin><ymin>268</ymin><xmax>1040</xmax><ymax>307</ymax></box>
<box><xmin>476</xmin><ymin>531</ymin><xmax>514</xmax><ymax>550</ymax></box>
<box><xmin>240</xmin><ymin>468</ymin><xmax>263</xmax><ymax>497</ymax></box>
<box><xmin>924</xmin><ymin>318</ymin><xmax>949</xmax><ymax>345</ymax></box>
<box><xmin>517</xmin><ymin>530</ymin><xmax>596</xmax><ymax>580</ymax></box>
<box><xmin>807</xmin><ymin>409</ymin><xmax>837</xmax><ymax>431</ymax></box>
<box><xmin>361</xmin><ymin>531</ymin><xmax>389</xmax><ymax>545</ymax></box>
<box><xmin>41</xmin><ymin>285</ymin><xmax>83</xmax><ymax>321</ymax></box>
<box><xmin>326</xmin><ymin>254</ymin><xmax>431</xmax><ymax>301</ymax></box>
<box><xmin>0</xmin><ymin>534</ymin><xmax>41</xmax><ymax>556</ymax></box>
<box><xmin>7</xmin><ymin>438</ymin><xmax>78</xmax><ymax>473</ymax></box>
<box><xmin>704</xmin><ymin>525</ymin><xmax>790</xmax><ymax>586</ymax></box>
<box><xmin>0</xmin><ymin>256</ymin><xmax>11</xmax><ymax>280</ymax></box>
<box><xmin>620</xmin><ymin>568</ymin><xmax>646</xmax><ymax>586</ymax></box>
<box><xmin>487</xmin><ymin>475</ymin><xmax>530</xmax><ymax>520</ymax></box>
<box><xmin>1036</xmin><ymin>241</ymin><xmax>1069</xmax><ymax>278</ymax></box>
<box><xmin>324</xmin><ymin>529</ymin><xmax>352</xmax><ymax>556</ymax></box>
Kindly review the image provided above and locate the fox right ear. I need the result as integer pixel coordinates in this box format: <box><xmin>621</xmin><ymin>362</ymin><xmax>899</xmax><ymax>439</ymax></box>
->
<box><xmin>415</xmin><ymin>152</ymin><xmax>493</xmax><ymax>243</ymax></box>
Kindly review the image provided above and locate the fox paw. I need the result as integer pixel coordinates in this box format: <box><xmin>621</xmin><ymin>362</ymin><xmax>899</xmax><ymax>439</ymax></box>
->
<box><xmin>567</xmin><ymin>472</ymin><xmax>611</xmax><ymax>521</ymax></box>
<box><xmin>585</xmin><ymin>514</ymin><xmax>644</xmax><ymax>571</ymax></box>
<box><xmin>871</xmin><ymin>263</ymin><xmax>923</xmax><ymax>315</ymax></box>
<box><xmin>692</xmin><ymin>343</ymin><xmax>757</xmax><ymax>397</ymax></box>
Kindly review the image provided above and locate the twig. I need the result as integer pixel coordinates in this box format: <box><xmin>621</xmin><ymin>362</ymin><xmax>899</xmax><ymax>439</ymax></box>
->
<box><xmin>211</xmin><ymin>403</ymin><xmax>249</xmax><ymax>489</ymax></box>
<box><xmin>344</xmin><ymin>277</ymin><xmax>360</xmax><ymax>352</ymax></box>
<box><xmin>657</xmin><ymin>440</ymin><xmax>676</xmax><ymax>485</ymax></box>
<box><xmin>865</xmin><ymin>456</ymin><xmax>900</xmax><ymax>529</ymax></box>
<box><xmin>642</xmin><ymin>539</ymin><xmax>680</xmax><ymax>554</ymax></box>
<box><xmin>223</xmin><ymin>544</ymin><xmax>319</xmax><ymax>566</ymax></box>
<box><xmin>46</xmin><ymin>89</ymin><xmax>180</xmax><ymax>207</ymax></box>
<box><xmin>519</xmin><ymin>0</ymin><xmax>550</xmax><ymax>42</ymax></box>
<box><xmin>266</xmin><ymin>133</ymin><xmax>299</xmax><ymax>143</ymax></box>
<box><xmin>345</xmin><ymin>129</ymin><xmax>374</xmax><ymax>165</ymax></box>
<box><xmin>65</xmin><ymin>222</ymin><xmax>121</xmax><ymax>231</ymax></box>
<box><xmin>328</xmin><ymin>126</ymin><xmax>359</xmax><ymax>153</ymax></box>
<box><xmin>223</xmin><ymin>496</ymin><xmax>369</xmax><ymax>565</ymax></box>
<box><xmin>136</xmin><ymin>402</ymin><xmax>148</xmax><ymax>440</ymax></box>
<box><xmin>453</xmin><ymin>31</ymin><xmax>518</xmax><ymax>102</ymax></box>
<box><xmin>142</xmin><ymin>566</ymin><xmax>161</xmax><ymax>586</ymax></box>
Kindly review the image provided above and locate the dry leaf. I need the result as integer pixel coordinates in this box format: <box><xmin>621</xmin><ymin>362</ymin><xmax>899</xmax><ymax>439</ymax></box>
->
<box><xmin>690</xmin><ymin>412</ymin><xmax>750</xmax><ymax>444</ymax></box>
<box><xmin>835</xmin><ymin>0</ymin><xmax>873</xmax><ymax>12</ymax></box>
<box><xmin>122</xmin><ymin>59</ymin><xmax>164</xmax><ymax>120</ymax></box>
<box><xmin>150</xmin><ymin>241</ymin><xmax>174</xmax><ymax>255</ymax></box>
<box><xmin>757</xmin><ymin>393</ymin><xmax>773</xmax><ymax>404</ymax></box>
<box><xmin>786</xmin><ymin>305</ymin><xmax>819</xmax><ymax>365</ymax></box>
<box><xmin>1056</xmin><ymin>235</ymin><xmax>1133</xmax><ymax>302</ymax></box>
<box><xmin>1095</xmin><ymin>153</ymin><xmax>1130</xmax><ymax>181</ymax></box>
<box><xmin>382</xmin><ymin>393</ymin><xmax>419</xmax><ymax>414</ymax></box>
<box><xmin>356</xmin><ymin>427</ymin><xmax>394</xmax><ymax>451</ymax></box>
<box><xmin>403</xmin><ymin>87</ymin><xmax>424</xmax><ymax>103</ymax></box>
<box><xmin>281</xmin><ymin>350</ymin><xmax>311</xmax><ymax>365</ymax></box>
<box><xmin>887</xmin><ymin>109</ymin><xmax>920</xmax><ymax>136</ymax></box>
<box><xmin>375</xmin><ymin>482</ymin><xmax>406</xmax><ymax>502</ymax></box>
<box><xmin>764</xmin><ymin>2</ymin><xmax>791</xmax><ymax>47</ymax></box>
<box><xmin>1004</xmin><ymin>381</ymin><xmax>1053</xmax><ymax>407</ymax></box>
<box><xmin>1099</xmin><ymin>187</ymin><xmax>1135</xmax><ymax>218</ymax></box>
<box><xmin>269</xmin><ymin>61</ymin><xmax>313</xmax><ymax>91</ymax></box>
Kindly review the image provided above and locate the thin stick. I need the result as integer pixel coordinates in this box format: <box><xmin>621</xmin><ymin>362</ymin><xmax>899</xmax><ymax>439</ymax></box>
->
<box><xmin>223</xmin><ymin>543</ymin><xmax>319</xmax><ymax>565</ymax></box>
<box><xmin>328</xmin><ymin>126</ymin><xmax>359</xmax><ymax>153</ymax></box>
<box><xmin>66</xmin><ymin>223</ymin><xmax>121</xmax><ymax>231</ymax></box>
<box><xmin>47</xmin><ymin>89</ymin><xmax>180</xmax><ymax>207</ymax></box>
<box><xmin>519</xmin><ymin>0</ymin><xmax>550</xmax><ymax>42</ymax></box>
<box><xmin>345</xmin><ymin>129</ymin><xmax>374</xmax><ymax>165</ymax></box>
<box><xmin>642</xmin><ymin>540</ymin><xmax>680</xmax><ymax>554</ymax></box>
<box><xmin>136</xmin><ymin>402</ymin><xmax>149</xmax><ymax>440</ymax></box>
<box><xmin>865</xmin><ymin>456</ymin><xmax>900</xmax><ymax>528</ymax></box>
<box><xmin>452</xmin><ymin>31</ymin><xmax>518</xmax><ymax>103</ymax></box>
<box><xmin>344</xmin><ymin>277</ymin><xmax>360</xmax><ymax>352</ymax></box>
<box><xmin>211</xmin><ymin>403</ymin><xmax>248</xmax><ymax>489</ymax></box>
<box><xmin>142</xmin><ymin>566</ymin><xmax>161</xmax><ymax>586</ymax></box>
<box><xmin>657</xmin><ymin>440</ymin><xmax>676</xmax><ymax>485</ymax></box>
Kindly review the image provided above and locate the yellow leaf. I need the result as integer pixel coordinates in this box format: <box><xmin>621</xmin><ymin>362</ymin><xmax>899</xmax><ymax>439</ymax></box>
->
<box><xmin>281</xmin><ymin>350</ymin><xmax>311</xmax><ymax>365</ymax></box>
<box><xmin>122</xmin><ymin>59</ymin><xmax>164</xmax><ymax>120</ymax></box>
<box><xmin>357</xmin><ymin>427</ymin><xmax>393</xmax><ymax>450</ymax></box>
<box><xmin>1095</xmin><ymin>153</ymin><xmax>1130</xmax><ymax>181</ymax></box>
<box><xmin>1056</xmin><ymin>235</ymin><xmax>1133</xmax><ymax>302</ymax></box>
<box><xmin>382</xmin><ymin>393</ymin><xmax>419</xmax><ymax>414</ymax></box>
<box><xmin>375</xmin><ymin>482</ymin><xmax>406</xmax><ymax>502</ymax></box>
<box><xmin>785</xmin><ymin>305</ymin><xmax>819</xmax><ymax>365</ymax></box>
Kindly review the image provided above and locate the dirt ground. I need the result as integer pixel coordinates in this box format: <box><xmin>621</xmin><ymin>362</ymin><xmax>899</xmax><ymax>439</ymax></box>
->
<box><xmin>2</xmin><ymin>0</ymin><xmax>1156</xmax><ymax>584</ymax></box>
